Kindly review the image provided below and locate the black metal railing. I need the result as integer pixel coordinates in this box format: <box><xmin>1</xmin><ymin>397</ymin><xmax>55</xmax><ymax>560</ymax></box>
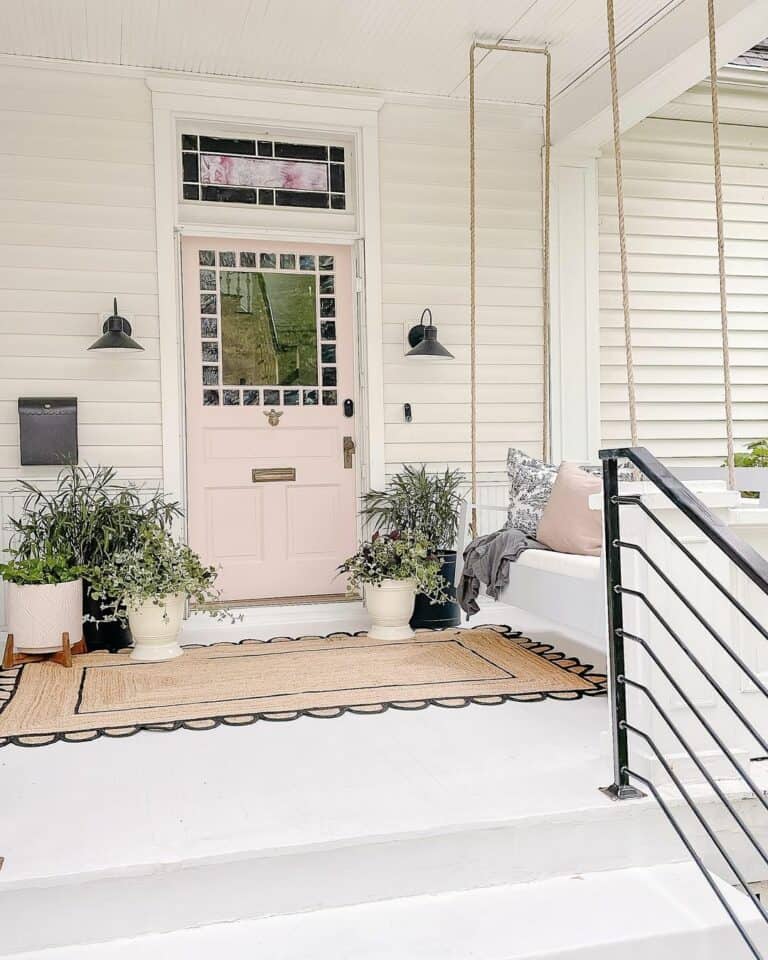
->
<box><xmin>600</xmin><ymin>446</ymin><xmax>768</xmax><ymax>959</ymax></box>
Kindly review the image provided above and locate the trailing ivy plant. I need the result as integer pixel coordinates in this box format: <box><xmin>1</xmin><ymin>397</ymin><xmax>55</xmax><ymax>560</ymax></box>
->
<box><xmin>87</xmin><ymin>523</ymin><xmax>233</xmax><ymax>624</ymax></box>
<box><xmin>359</xmin><ymin>465</ymin><xmax>464</xmax><ymax>552</ymax></box>
<box><xmin>0</xmin><ymin>553</ymin><xmax>85</xmax><ymax>585</ymax></box>
<box><xmin>9</xmin><ymin>465</ymin><xmax>182</xmax><ymax>570</ymax></box>
<box><xmin>339</xmin><ymin>530</ymin><xmax>448</xmax><ymax>603</ymax></box>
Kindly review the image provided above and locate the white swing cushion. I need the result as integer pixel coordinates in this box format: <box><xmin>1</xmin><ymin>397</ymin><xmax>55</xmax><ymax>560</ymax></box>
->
<box><xmin>515</xmin><ymin>549</ymin><xmax>600</xmax><ymax>581</ymax></box>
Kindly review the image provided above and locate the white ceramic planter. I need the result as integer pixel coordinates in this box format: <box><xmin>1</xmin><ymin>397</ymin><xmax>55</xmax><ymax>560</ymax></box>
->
<box><xmin>126</xmin><ymin>592</ymin><xmax>185</xmax><ymax>662</ymax></box>
<box><xmin>6</xmin><ymin>578</ymin><xmax>83</xmax><ymax>653</ymax></box>
<box><xmin>365</xmin><ymin>578</ymin><xmax>417</xmax><ymax>641</ymax></box>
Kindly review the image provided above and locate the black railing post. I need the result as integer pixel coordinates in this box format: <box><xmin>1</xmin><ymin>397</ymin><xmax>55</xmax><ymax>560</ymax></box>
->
<box><xmin>600</xmin><ymin>455</ymin><xmax>645</xmax><ymax>801</ymax></box>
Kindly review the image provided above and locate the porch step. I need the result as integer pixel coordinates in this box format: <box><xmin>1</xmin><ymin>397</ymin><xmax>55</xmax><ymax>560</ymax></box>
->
<box><xmin>1</xmin><ymin>781</ymin><xmax>766</xmax><ymax>956</ymax></box>
<box><xmin>6</xmin><ymin>863</ymin><xmax>767</xmax><ymax>959</ymax></box>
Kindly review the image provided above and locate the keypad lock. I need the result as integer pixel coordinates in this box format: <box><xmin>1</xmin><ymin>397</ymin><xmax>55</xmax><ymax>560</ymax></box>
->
<box><xmin>343</xmin><ymin>436</ymin><xmax>355</xmax><ymax>469</ymax></box>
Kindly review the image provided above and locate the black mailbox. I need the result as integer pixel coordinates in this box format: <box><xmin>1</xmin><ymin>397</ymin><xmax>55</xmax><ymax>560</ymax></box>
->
<box><xmin>18</xmin><ymin>397</ymin><xmax>78</xmax><ymax>466</ymax></box>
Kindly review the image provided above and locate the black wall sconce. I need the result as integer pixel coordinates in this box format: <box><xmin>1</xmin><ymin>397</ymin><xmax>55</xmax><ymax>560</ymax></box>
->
<box><xmin>88</xmin><ymin>298</ymin><xmax>144</xmax><ymax>351</ymax></box>
<box><xmin>405</xmin><ymin>308</ymin><xmax>453</xmax><ymax>359</ymax></box>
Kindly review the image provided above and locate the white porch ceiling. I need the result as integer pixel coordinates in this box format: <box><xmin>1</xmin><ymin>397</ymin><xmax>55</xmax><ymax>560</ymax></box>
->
<box><xmin>0</xmin><ymin>0</ymin><xmax>695</xmax><ymax>103</ymax></box>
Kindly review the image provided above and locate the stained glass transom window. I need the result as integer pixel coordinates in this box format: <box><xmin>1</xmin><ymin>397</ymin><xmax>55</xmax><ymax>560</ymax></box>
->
<box><xmin>182</xmin><ymin>135</ymin><xmax>346</xmax><ymax>210</ymax></box>
<box><xmin>198</xmin><ymin>250</ymin><xmax>338</xmax><ymax>408</ymax></box>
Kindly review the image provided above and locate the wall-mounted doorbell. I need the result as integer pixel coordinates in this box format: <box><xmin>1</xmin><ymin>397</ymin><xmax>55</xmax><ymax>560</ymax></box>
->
<box><xmin>404</xmin><ymin>403</ymin><xmax>413</xmax><ymax>423</ymax></box>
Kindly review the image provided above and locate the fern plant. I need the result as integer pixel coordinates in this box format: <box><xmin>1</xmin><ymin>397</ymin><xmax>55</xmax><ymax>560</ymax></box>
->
<box><xmin>8</xmin><ymin>465</ymin><xmax>182</xmax><ymax>569</ymax></box>
<box><xmin>360</xmin><ymin>465</ymin><xmax>464</xmax><ymax>552</ymax></box>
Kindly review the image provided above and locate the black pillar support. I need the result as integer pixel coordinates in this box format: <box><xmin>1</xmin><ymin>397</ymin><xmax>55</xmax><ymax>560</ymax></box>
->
<box><xmin>600</xmin><ymin>456</ymin><xmax>646</xmax><ymax>801</ymax></box>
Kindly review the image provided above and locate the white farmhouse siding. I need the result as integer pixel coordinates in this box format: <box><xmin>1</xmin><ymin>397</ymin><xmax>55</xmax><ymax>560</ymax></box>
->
<box><xmin>380</xmin><ymin>100</ymin><xmax>544</xmax><ymax>481</ymax></box>
<box><xmin>600</xmin><ymin>79</ymin><xmax>768</xmax><ymax>465</ymax></box>
<box><xmin>0</xmin><ymin>63</ymin><xmax>161</xmax><ymax>484</ymax></box>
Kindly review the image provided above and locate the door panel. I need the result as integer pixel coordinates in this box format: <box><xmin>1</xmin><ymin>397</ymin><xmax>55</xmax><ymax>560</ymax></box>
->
<box><xmin>286</xmin><ymin>485</ymin><xmax>342</xmax><ymax>557</ymax></box>
<box><xmin>183</xmin><ymin>238</ymin><xmax>357</xmax><ymax>602</ymax></box>
<box><xmin>206</xmin><ymin>488</ymin><xmax>265</xmax><ymax>560</ymax></box>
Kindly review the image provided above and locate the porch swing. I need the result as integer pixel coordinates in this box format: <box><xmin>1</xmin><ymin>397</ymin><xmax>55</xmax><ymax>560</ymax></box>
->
<box><xmin>457</xmin><ymin>0</ymin><xmax>740</xmax><ymax>648</ymax></box>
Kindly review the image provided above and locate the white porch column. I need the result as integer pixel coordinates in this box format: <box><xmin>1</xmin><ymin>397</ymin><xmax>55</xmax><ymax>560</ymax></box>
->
<box><xmin>549</xmin><ymin>153</ymin><xmax>601</xmax><ymax>463</ymax></box>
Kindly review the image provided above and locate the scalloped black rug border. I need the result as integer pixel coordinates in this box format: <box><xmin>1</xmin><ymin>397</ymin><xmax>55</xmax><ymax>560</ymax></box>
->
<box><xmin>0</xmin><ymin>624</ymin><xmax>606</xmax><ymax>749</ymax></box>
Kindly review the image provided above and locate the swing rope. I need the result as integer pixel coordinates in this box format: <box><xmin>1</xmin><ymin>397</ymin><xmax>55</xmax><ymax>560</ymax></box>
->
<box><xmin>468</xmin><ymin>40</ymin><xmax>552</xmax><ymax>529</ymax></box>
<box><xmin>707</xmin><ymin>0</ymin><xmax>736</xmax><ymax>490</ymax></box>
<box><xmin>606</xmin><ymin>0</ymin><xmax>638</xmax><ymax>449</ymax></box>
<box><xmin>469</xmin><ymin>43</ymin><xmax>479</xmax><ymax>530</ymax></box>
<box><xmin>605</xmin><ymin>0</ymin><xmax>736</xmax><ymax>486</ymax></box>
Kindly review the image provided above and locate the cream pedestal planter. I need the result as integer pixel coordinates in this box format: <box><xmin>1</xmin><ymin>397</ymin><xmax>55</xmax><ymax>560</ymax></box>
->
<box><xmin>126</xmin><ymin>593</ymin><xmax>185</xmax><ymax>662</ymax></box>
<box><xmin>365</xmin><ymin>579</ymin><xmax>416</xmax><ymax>641</ymax></box>
<box><xmin>6</xmin><ymin>578</ymin><xmax>83</xmax><ymax>653</ymax></box>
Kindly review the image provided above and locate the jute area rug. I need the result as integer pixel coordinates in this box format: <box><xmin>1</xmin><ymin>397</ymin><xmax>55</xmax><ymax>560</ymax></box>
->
<box><xmin>0</xmin><ymin>624</ymin><xmax>606</xmax><ymax>747</ymax></box>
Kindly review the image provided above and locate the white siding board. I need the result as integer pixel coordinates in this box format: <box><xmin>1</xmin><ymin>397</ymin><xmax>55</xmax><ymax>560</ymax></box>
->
<box><xmin>0</xmin><ymin>64</ymin><xmax>161</xmax><ymax>483</ymax></box>
<box><xmin>5</xmin><ymin>223</ymin><xmax>156</xmax><ymax>251</ymax></box>
<box><xmin>0</xmin><ymin>245</ymin><xmax>157</xmax><ymax>273</ymax></box>
<box><xmin>0</xmin><ymin>314</ymin><xmax>159</xmax><ymax>337</ymax></box>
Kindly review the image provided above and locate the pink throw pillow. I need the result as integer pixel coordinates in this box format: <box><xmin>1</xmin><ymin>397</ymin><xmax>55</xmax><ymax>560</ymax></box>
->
<box><xmin>536</xmin><ymin>462</ymin><xmax>602</xmax><ymax>556</ymax></box>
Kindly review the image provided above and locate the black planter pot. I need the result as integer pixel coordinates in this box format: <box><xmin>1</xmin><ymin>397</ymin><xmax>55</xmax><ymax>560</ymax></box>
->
<box><xmin>410</xmin><ymin>551</ymin><xmax>461</xmax><ymax>630</ymax></box>
<box><xmin>83</xmin><ymin>585</ymin><xmax>133</xmax><ymax>653</ymax></box>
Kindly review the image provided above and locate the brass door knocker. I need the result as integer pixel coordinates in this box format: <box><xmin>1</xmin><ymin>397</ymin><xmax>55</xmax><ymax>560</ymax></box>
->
<box><xmin>264</xmin><ymin>409</ymin><xmax>283</xmax><ymax>426</ymax></box>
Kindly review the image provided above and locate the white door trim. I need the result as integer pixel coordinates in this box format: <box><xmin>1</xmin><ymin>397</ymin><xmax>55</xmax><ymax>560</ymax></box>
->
<box><xmin>149</xmin><ymin>77</ymin><xmax>385</xmax><ymax>523</ymax></box>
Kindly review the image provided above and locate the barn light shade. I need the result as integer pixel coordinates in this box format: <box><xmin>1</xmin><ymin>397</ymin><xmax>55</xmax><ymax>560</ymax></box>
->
<box><xmin>405</xmin><ymin>308</ymin><xmax>453</xmax><ymax>359</ymax></box>
<box><xmin>88</xmin><ymin>298</ymin><xmax>144</xmax><ymax>351</ymax></box>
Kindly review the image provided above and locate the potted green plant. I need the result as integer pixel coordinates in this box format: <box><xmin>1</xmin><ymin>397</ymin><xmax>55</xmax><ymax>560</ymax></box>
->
<box><xmin>360</xmin><ymin>465</ymin><xmax>464</xmax><ymax>629</ymax></box>
<box><xmin>9</xmin><ymin>466</ymin><xmax>182</xmax><ymax>652</ymax></box>
<box><xmin>87</xmin><ymin>523</ymin><xmax>224</xmax><ymax>662</ymax></box>
<box><xmin>339</xmin><ymin>530</ymin><xmax>448</xmax><ymax>640</ymax></box>
<box><xmin>731</xmin><ymin>440</ymin><xmax>768</xmax><ymax>499</ymax></box>
<box><xmin>0</xmin><ymin>553</ymin><xmax>86</xmax><ymax>656</ymax></box>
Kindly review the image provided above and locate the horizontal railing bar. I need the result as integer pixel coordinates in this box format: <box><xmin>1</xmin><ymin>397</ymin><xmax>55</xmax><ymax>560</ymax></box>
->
<box><xmin>618</xmin><ymin>496</ymin><xmax>768</xmax><ymax>648</ymax></box>
<box><xmin>617</xmin><ymin>539</ymin><xmax>768</xmax><ymax>698</ymax></box>
<box><xmin>618</xmin><ymin>589</ymin><xmax>768</xmax><ymax>755</ymax></box>
<box><xmin>601</xmin><ymin>446</ymin><xmax>768</xmax><ymax>597</ymax></box>
<box><xmin>622</xmin><ymin>636</ymin><xmax>768</xmax><ymax>812</ymax></box>
<box><xmin>626</xmin><ymin>768</ymin><xmax>765</xmax><ymax>960</ymax></box>
<box><xmin>624</xmin><ymin>723</ymin><xmax>768</xmax><ymax>925</ymax></box>
<box><xmin>622</xmin><ymin>677</ymin><xmax>768</xmax><ymax>864</ymax></box>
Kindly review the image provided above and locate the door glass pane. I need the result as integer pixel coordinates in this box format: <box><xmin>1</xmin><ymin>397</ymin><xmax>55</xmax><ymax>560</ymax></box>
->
<box><xmin>220</xmin><ymin>271</ymin><xmax>318</xmax><ymax>386</ymax></box>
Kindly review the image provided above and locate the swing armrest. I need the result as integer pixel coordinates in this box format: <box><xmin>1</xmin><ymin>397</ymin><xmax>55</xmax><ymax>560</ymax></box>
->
<box><xmin>454</xmin><ymin>498</ymin><xmax>509</xmax><ymax>587</ymax></box>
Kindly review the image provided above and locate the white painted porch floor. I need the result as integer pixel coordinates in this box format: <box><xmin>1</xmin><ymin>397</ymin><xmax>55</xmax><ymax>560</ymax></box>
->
<box><xmin>1</xmin><ymin>600</ymin><xmax>611</xmax><ymax>885</ymax></box>
<box><xmin>3</xmin><ymin>599</ymin><xmax>766</xmax><ymax>957</ymax></box>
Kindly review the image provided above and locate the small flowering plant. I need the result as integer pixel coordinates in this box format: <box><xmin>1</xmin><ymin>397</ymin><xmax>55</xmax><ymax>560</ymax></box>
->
<box><xmin>87</xmin><ymin>523</ymin><xmax>229</xmax><ymax>624</ymax></box>
<box><xmin>339</xmin><ymin>530</ymin><xmax>449</xmax><ymax>603</ymax></box>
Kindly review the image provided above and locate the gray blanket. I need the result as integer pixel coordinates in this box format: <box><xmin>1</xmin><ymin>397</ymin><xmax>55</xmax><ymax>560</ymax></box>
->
<box><xmin>458</xmin><ymin>527</ymin><xmax>545</xmax><ymax>616</ymax></box>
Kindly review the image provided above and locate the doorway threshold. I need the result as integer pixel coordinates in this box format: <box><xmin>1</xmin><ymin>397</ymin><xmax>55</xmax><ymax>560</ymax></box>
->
<box><xmin>183</xmin><ymin>596</ymin><xmax>367</xmax><ymax>642</ymax></box>
<box><xmin>194</xmin><ymin>592</ymin><xmax>360</xmax><ymax>611</ymax></box>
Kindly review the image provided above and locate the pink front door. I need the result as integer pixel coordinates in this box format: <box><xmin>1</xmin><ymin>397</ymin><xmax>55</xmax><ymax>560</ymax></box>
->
<box><xmin>182</xmin><ymin>238</ymin><xmax>358</xmax><ymax>602</ymax></box>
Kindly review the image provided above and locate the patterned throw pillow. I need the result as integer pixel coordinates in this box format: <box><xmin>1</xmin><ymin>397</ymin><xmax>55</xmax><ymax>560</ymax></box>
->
<box><xmin>506</xmin><ymin>448</ymin><xmax>559</xmax><ymax>538</ymax></box>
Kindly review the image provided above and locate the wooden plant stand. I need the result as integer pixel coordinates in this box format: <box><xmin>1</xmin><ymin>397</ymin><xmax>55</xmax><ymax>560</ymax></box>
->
<box><xmin>2</xmin><ymin>632</ymin><xmax>87</xmax><ymax>670</ymax></box>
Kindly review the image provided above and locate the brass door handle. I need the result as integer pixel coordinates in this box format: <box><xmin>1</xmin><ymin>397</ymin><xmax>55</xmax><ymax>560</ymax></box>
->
<box><xmin>343</xmin><ymin>436</ymin><xmax>355</xmax><ymax>469</ymax></box>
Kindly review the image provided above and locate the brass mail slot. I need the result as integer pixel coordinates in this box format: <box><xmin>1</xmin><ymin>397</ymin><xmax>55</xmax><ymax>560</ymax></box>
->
<box><xmin>251</xmin><ymin>467</ymin><xmax>296</xmax><ymax>483</ymax></box>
